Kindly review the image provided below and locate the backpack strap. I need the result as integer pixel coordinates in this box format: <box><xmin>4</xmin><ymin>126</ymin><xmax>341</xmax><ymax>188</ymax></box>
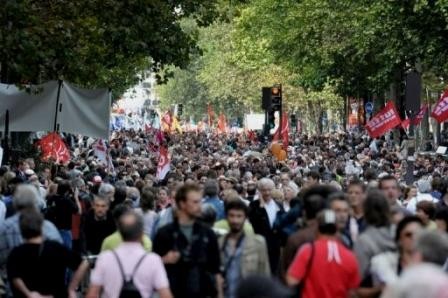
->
<box><xmin>131</xmin><ymin>253</ymin><xmax>148</xmax><ymax>278</ymax></box>
<box><xmin>112</xmin><ymin>250</ymin><xmax>148</xmax><ymax>282</ymax></box>
<box><xmin>112</xmin><ymin>250</ymin><xmax>127</xmax><ymax>281</ymax></box>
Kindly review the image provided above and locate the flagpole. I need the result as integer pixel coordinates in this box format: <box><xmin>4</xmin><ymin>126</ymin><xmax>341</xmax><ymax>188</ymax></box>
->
<box><xmin>53</xmin><ymin>80</ymin><xmax>63</xmax><ymax>132</ymax></box>
<box><xmin>2</xmin><ymin>110</ymin><xmax>9</xmax><ymax>166</ymax></box>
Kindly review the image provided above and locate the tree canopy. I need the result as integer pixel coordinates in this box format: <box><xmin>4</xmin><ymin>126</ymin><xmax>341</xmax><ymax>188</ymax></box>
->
<box><xmin>157</xmin><ymin>0</ymin><xmax>448</xmax><ymax>132</ymax></box>
<box><xmin>0</xmin><ymin>0</ymin><xmax>224</xmax><ymax>95</ymax></box>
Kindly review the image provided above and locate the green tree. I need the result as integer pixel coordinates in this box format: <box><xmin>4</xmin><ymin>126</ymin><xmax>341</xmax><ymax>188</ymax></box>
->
<box><xmin>0</xmin><ymin>0</ymin><xmax>223</xmax><ymax>95</ymax></box>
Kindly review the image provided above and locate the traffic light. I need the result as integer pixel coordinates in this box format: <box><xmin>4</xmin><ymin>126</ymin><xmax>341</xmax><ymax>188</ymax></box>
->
<box><xmin>178</xmin><ymin>104</ymin><xmax>183</xmax><ymax>116</ymax></box>
<box><xmin>271</xmin><ymin>85</ymin><xmax>282</xmax><ymax>112</ymax></box>
<box><xmin>266</xmin><ymin>85</ymin><xmax>282</xmax><ymax>130</ymax></box>
<box><xmin>267</xmin><ymin>110</ymin><xmax>276</xmax><ymax>130</ymax></box>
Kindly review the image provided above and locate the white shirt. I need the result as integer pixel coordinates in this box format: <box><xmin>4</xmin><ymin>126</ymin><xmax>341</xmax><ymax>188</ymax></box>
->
<box><xmin>264</xmin><ymin>199</ymin><xmax>279</xmax><ymax>228</ymax></box>
<box><xmin>406</xmin><ymin>193</ymin><xmax>437</xmax><ymax>214</ymax></box>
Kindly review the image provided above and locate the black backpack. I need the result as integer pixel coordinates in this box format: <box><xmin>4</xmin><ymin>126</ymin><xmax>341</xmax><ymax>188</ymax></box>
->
<box><xmin>112</xmin><ymin>251</ymin><xmax>148</xmax><ymax>298</ymax></box>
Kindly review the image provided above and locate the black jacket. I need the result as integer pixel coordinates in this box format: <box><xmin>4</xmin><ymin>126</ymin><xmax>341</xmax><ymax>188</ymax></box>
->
<box><xmin>248</xmin><ymin>199</ymin><xmax>285</xmax><ymax>274</ymax></box>
<box><xmin>80</xmin><ymin>210</ymin><xmax>115</xmax><ymax>254</ymax></box>
<box><xmin>153</xmin><ymin>220</ymin><xmax>220</xmax><ymax>298</ymax></box>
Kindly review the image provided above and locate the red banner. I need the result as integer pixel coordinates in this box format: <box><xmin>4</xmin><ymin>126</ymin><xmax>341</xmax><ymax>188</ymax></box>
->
<box><xmin>412</xmin><ymin>104</ymin><xmax>428</xmax><ymax>125</ymax></box>
<box><xmin>273</xmin><ymin>113</ymin><xmax>289</xmax><ymax>148</ymax></box>
<box><xmin>431</xmin><ymin>90</ymin><xmax>448</xmax><ymax>123</ymax></box>
<box><xmin>365</xmin><ymin>101</ymin><xmax>401</xmax><ymax>138</ymax></box>
<box><xmin>401</xmin><ymin>118</ymin><xmax>410</xmax><ymax>130</ymax></box>
<box><xmin>37</xmin><ymin>132</ymin><xmax>70</xmax><ymax>164</ymax></box>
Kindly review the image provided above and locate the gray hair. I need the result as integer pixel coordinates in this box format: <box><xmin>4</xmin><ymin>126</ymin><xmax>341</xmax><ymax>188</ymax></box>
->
<box><xmin>285</xmin><ymin>181</ymin><xmax>300</xmax><ymax>197</ymax></box>
<box><xmin>98</xmin><ymin>183</ymin><xmax>115</xmax><ymax>198</ymax></box>
<box><xmin>414</xmin><ymin>230</ymin><xmax>448</xmax><ymax>266</ymax></box>
<box><xmin>258</xmin><ymin>178</ymin><xmax>275</xmax><ymax>190</ymax></box>
<box><xmin>417</xmin><ymin>179</ymin><xmax>431</xmax><ymax>194</ymax></box>
<box><xmin>381</xmin><ymin>264</ymin><xmax>448</xmax><ymax>298</ymax></box>
<box><xmin>13</xmin><ymin>184</ymin><xmax>40</xmax><ymax>211</ymax></box>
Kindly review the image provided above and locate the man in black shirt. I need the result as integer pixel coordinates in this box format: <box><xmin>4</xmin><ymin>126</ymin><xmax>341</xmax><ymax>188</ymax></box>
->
<box><xmin>45</xmin><ymin>180</ymin><xmax>81</xmax><ymax>249</ymax></box>
<box><xmin>81</xmin><ymin>195</ymin><xmax>115</xmax><ymax>255</ymax></box>
<box><xmin>7</xmin><ymin>210</ymin><xmax>88</xmax><ymax>298</ymax></box>
<box><xmin>154</xmin><ymin>184</ymin><xmax>221</xmax><ymax>298</ymax></box>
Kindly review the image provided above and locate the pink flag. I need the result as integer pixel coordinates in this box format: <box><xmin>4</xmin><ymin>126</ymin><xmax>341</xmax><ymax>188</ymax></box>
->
<box><xmin>431</xmin><ymin>90</ymin><xmax>448</xmax><ymax>123</ymax></box>
<box><xmin>157</xmin><ymin>146</ymin><xmax>170</xmax><ymax>180</ymax></box>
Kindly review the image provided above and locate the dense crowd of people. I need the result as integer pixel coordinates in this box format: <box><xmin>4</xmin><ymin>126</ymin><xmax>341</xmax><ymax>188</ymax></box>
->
<box><xmin>0</xmin><ymin>129</ymin><xmax>448</xmax><ymax>298</ymax></box>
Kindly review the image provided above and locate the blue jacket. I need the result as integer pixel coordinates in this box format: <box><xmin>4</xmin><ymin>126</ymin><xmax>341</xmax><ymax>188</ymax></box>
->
<box><xmin>203</xmin><ymin>196</ymin><xmax>225</xmax><ymax>220</ymax></box>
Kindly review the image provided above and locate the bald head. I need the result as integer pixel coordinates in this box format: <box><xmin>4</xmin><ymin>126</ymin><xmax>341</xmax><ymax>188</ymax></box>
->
<box><xmin>117</xmin><ymin>211</ymin><xmax>144</xmax><ymax>242</ymax></box>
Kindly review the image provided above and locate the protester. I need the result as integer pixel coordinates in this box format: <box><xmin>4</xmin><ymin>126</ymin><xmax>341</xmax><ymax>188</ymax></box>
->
<box><xmin>203</xmin><ymin>179</ymin><xmax>225</xmax><ymax>220</ymax></box>
<box><xmin>282</xmin><ymin>185</ymin><xmax>332</xmax><ymax>277</ymax></box>
<box><xmin>100</xmin><ymin>204</ymin><xmax>152</xmax><ymax>252</ymax></box>
<box><xmin>88</xmin><ymin>210</ymin><xmax>172</xmax><ymax>298</ymax></box>
<box><xmin>0</xmin><ymin>185</ymin><xmax>62</xmax><ymax>267</ymax></box>
<box><xmin>370</xmin><ymin>216</ymin><xmax>424</xmax><ymax>286</ymax></box>
<box><xmin>7</xmin><ymin>210</ymin><xmax>88</xmax><ymax>298</ymax></box>
<box><xmin>153</xmin><ymin>184</ymin><xmax>221</xmax><ymax>298</ymax></box>
<box><xmin>236</xmin><ymin>275</ymin><xmax>292</xmax><ymax>298</ymax></box>
<box><xmin>346</xmin><ymin>180</ymin><xmax>367</xmax><ymax>243</ymax></box>
<box><xmin>139</xmin><ymin>186</ymin><xmax>158</xmax><ymax>239</ymax></box>
<box><xmin>45</xmin><ymin>180</ymin><xmax>81</xmax><ymax>249</ymax></box>
<box><xmin>287</xmin><ymin>209</ymin><xmax>361</xmax><ymax>298</ymax></box>
<box><xmin>3</xmin><ymin>117</ymin><xmax>448</xmax><ymax>298</ymax></box>
<box><xmin>411</xmin><ymin>230</ymin><xmax>448</xmax><ymax>266</ymax></box>
<box><xmin>328</xmin><ymin>192</ymin><xmax>352</xmax><ymax>248</ymax></box>
<box><xmin>219</xmin><ymin>200</ymin><xmax>270</xmax><ymax>298</ymax></box>
<box><xmin>248</xmin><ymin>178</ymin><xmax>284</xmax><ymax>274</ymax></box>
<box><xmin>435</xmin><ymin>207</ymin><xmax>448</xmax><ymax>233</ymax></box>
<box><xmin>354</xmin><ymin>190</ymin><xmax>396</xmax><ymax>297</ymax></box>
<box><xmin>415</xmin><ymin>200</ymin><xmax>437</xmax><ymax>230</ymax></box>
<box><xmin>81</xmin><ymin>195</ymin><xmax>116</xmax><ymax>255</ymax></box>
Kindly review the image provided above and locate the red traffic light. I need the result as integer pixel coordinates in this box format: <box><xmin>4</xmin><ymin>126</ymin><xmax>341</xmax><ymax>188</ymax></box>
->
<box><xmin>272</xmin><ymin>87</ymin><xmax>280</xmax><ymax>96</ymax></box>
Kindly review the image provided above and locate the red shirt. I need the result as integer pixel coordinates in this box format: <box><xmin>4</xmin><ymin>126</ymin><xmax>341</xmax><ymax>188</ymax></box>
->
<box><xmin>288</xmin><ymin>238</ymin><xmax>360</xmax><ymax>298</ymax></box>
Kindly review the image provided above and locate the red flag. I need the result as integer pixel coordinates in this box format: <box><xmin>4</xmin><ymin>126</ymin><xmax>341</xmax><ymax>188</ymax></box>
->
<box><xmin>401</xmin><ymin>118</ymin><xmax>411</xmax><ymax>130</ymax></box>
<box><xmin>217</xmin><ymin>114</ymin><xmax>227</xmax><ymax>134</ymax></box>
<box><xmin>365</xmin><ymin>101</ymin><xmax>401</xmax><ymax>138</ymax></box>
<box><xmin>37</xmin><ymin>132</ymin><xmax>70</xmax><ymax>164</ymax></box>
<box><xmin>412</xmin><ymin>104</ymin><xmax>428</xmax><ymax>125</ymax></box>
<box><xmin>273</xmin><ymin>113</ymin><xmax>289</xmax><ymax>148</ymax></box>
<box><xmin>207</xmin><ymin>104</ymin><xmax>215</xmax><ymax>127</ymax></box>
<box><xmin>247</xmin><ymin>130</ymin><xmax>256</xmax><ymax>142</ymax></box>
<box><xmin>157</xmin><ymin>146</ymin><xmax>170</xmax><ymax>180</ymax></box>
<box><xmin>432</xmin><ymin>90</ymin><xmax>448</xmax><ymax>123</ymax></box>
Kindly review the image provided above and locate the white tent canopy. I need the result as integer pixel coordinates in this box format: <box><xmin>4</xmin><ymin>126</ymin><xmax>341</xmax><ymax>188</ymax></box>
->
<box><xmin>0</xmin><ymin>81</ymin><xmax>111</xmax><ymax>139</ymax></box>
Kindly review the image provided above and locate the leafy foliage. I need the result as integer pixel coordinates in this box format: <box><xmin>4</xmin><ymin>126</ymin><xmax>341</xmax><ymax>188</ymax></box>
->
<box><xmin>0</xmin><ymin>0</ymin><xmax>223</xmax><ymax>95</ymax></box>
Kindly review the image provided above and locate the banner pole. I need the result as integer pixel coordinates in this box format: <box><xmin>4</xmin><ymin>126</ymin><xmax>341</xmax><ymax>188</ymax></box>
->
<box><xmin>53</xmin><ymin>80</ymin><xmax>63</xmax><ymax>132</ymax></box>
<box><xmin>2</xmin><ymin>109</ymin><xmax>9</xmax><ymax>165</ymax></box>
